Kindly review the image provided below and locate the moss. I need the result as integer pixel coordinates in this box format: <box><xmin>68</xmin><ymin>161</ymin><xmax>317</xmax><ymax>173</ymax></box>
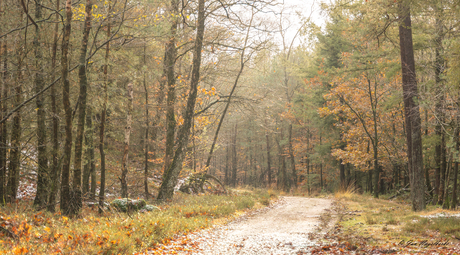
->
<box><xmin>142</xmin><ymin>204</ymin><xmax>160</xmax><ymax>212</ymax></box>
<box><xmin>110</xmin><ymin>198</ymin><xmax>147</xmax><ymax>212</ymax></box>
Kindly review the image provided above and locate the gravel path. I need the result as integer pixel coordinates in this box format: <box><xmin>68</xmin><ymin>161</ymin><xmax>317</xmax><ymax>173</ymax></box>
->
<box><xmin>147</xmin><ymin>196</ymin><xmax>334</xmax><ymax>254</ymax></box>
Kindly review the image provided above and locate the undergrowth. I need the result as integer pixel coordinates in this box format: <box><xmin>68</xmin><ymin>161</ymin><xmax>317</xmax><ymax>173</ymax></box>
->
<box><xmin>328</xmin><ymin>190</ymin><xmax>460</xmax><ymax>253</ymax></box>
<box><xmin>0</xmin><ymin>189</ymin><xmax>275</xmax><ymax>254</ymax></box>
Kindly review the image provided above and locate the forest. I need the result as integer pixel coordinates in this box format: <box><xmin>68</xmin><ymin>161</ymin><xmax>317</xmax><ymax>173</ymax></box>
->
<box><xmin>1</xmin><ymin>0</ymin><xmax>460</xmax><ymax>253</ymax></box>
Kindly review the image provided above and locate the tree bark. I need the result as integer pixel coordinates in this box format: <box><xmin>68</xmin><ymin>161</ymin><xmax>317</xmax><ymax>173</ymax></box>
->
<box><xmin>232</xmin><ymin>124</ymin><xmax>238</xmax><ymax>187</ymax></box>
<box><xmin>452</xmin><ymin>112</ymin><xmax>459</xmax><ymax>209</ymax></box>
<box><xmin>99</xmin><ymin>8</ymin><xmax>110</xmax><ymax>213</ymax></box>
<box><xmin>163</xmin><ymin>0</ymin><xmax>179</xmax><ymax>172</ymax></box>
<box><xmin>265</xmin><ymin>126</ymin><xmax>272</xmax><ymax>188</ymax></box>
<box><xmin>69</xmin><ymin>0</ymin><xmax>93</xmax><ymax>215</ymax></box>
<box><xmin>157</xmin><ymin>0</ymin><xmax>205</xmax><ymax>200</ymax></box>
<box><xmin>288</xmin><ymin>124</ymin><xmax>297</xmax><ymax>188</ymax></box>
<box><xmin>48</xmin><ymin>0</ymin><xmax>61</xmax><ymax>212</ymax></box>
<box><xmin>143</xmin><ymin>43</ymin><xmax>150</xmax><ymax>199</ymax></box>
<box><xmin>34</xmin><ymin>0</ymin><xmax>49</xmax><ymax>208</ymax></box>
<box><xmin>275</xmin><ymin>130</ymin><xmax>288</xmax><ymax>192</ymax></box>
<box><xmin>225</xmin><ymin>144</ymin><xmax>229</xmax><ymax>185</ymax></box>
<box><xmin>60</xmin><ymin>0</ymin><xmax>73</xmax><ymax>215</ymax></box>
<box><xmin>431</xmin><ymin>0</ymin><xmax>445</xmax><ymax>206</ymax></box>
<box><xmin>398</xmin><ymin>0</ymin><xmax>425</xmax><ymax>211</ymax></box>
<box><xmin>83</xmin><ymin>106</ymin><xmax>95</xmax><ymax>198</ymax></box>
<box><xmin>121</xmin><ymin>82</ymin><xmax>134</xmax><ymax>198</ymax></box>
<box><xmin>0</xmin><ymin>0</ymin><xmax>7</xmax><ymax>205</ymax></box>
<box><xmin>340</xmin><ymin>159</ymin><xmax>345</xmax><ymax>189</ymax></box>
<box><xmin>319</xmin><ymin>134</ymin><xmax>323</xmax><ymax>190</ymax></box>
<box><xmin>7</xmin><ymin>8</ymin><xmax>24</xmax><ymax>202</ymax></box>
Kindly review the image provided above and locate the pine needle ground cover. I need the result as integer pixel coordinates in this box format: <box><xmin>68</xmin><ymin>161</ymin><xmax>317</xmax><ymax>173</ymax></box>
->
<box><xmin>0</xmin><ymin>189</ymin><xmax>276</xmax><ymax>254</ymax></box>
<box><xmin>313</xmin><ymin>192</ymin><xmax>460</xmax><ymax>254</ymax></box>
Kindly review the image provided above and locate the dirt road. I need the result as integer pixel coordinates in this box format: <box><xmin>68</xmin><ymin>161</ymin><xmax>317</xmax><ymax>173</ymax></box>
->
<box><xmin>176</xmin><ymin>197</ymin><xmax>334</xmax><ymax>254</ymax></box>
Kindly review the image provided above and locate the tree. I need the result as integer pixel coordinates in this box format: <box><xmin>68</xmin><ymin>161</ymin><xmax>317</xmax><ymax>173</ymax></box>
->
<box><xmin>60</xmin><ymin>0</ymin><xmax>74</xmax><ymax>215</ymax></box>
<box><xmin>163</xmin><ymin>0</ymin><xmax>179</xmax><ymax>173</ymax></box>
<box><xmin>120</xmin><ymin>82</ymin><xmax>133</xmax><ymax>198</ymax></box>
<box><xmin>157</xmin><ymin>0</ymin><xmax>205</xmax><ymax>200</ymax></box>
<box><xmin>33</xmin><ymin>0</ymin><xmax>49</xmax><ymax>208</ymax></box>
<box><xmin>398</xmin><ymin>0</ymin><xmax>425</xmax><ymax>211</ymax></box>
<box><xmin>99</xmin><ymin>2</ymin><xmax>111</xmax><ymax>213</ymax></box>
<box><xmin>47</xmin><ymin>0</ymin><xmax>61</xmax><ymax>212</ymax></box>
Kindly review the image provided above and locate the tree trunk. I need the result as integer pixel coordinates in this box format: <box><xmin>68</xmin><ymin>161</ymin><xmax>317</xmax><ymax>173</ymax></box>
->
<box><xmin>60</xmin><ymin>0</ymin><xmax>73</xmax><ymax>215</ymax></box>
<box><xmin>452</xmin><ymin>112</ymin><xmax>459</xmax><ymax>209</ymax></box>
<box><xmin>288</xmin><ymin>124</ymin><xmax>297</xmax><ymax>188</ymax></box>
<box><xmin>340</xmin><ymin>159</ymin><xmax>345</xmax><ymax>189</ymax></box>
<box><xmin>265</xmin><ymin>128</ymin><xmax>272</xmax><ymax>188</ymax></box>
<box><xmin>163</xmin><ymin>0</ymin><xmax>179</xmax><ymax>172</ymax></box>
<box><xmin>99</xmin><ymin>6</ymin><xmax>111</xmax><ymax>213</ymax></box>
<box><xmin>432</xmin><ymin>1</ymin><xmax>445</xmax><ymax>206</ymax></box>
<box><xmin>121</xmin><ymin>82</ymin><xmax>134</xmax><ymax>198</ymax></box>
<box><xmin>157</xmin><ymin>0</ymin><xmax>205</xmax><ymax>200</ymax></box>
<box><xmin>0</xmin><ymin>0</ymin><xmax>7</xmax><ymax>205</ymax></box>
<box><xmin>48</xmin><ymin>0</ymin><xmax>61</xmax><ymax>212</ymax></box>
<box><xmin>275</xmin><ymin>130</ymin><xmax>288</xmax><ymax>192</ymax></box>
<box><xmin>83</xmin><ymin>106</ymin><xmax>95</xmax><ymax>198</ymax></box>
<box><xmin>398</xmin><ymin>0</ymin><xmax>425</xmax><ymax>211</ymax></box>
<box><xmin>319</xmin><ymin>134</ymin><xmax>323</xmax><ymax>190</ymax></box>
<box><xmin>143</xmin><ymin>44</ymin><xmax>150</xmax><ymax>199</ymax></box>
<box><xmin>204</xmin><ymin>15</ymin><xmax>254</xmax><ymax>170</ymax></box>
<box><xmin>7</xmin><ymin>8</ymin><xmax>24</xmax><ymax>202</ymax></box>
<box><xmin>232</xmin><ymin>124</ymin><xmax>238</xmax><ymax>187</ymax></box>
<box><xmin>70</xmin><ymin>0</ymin><xmax>93</xmax><ymax>215</ymax></box>
<box><xmin>33</xmin><ymin>0</ymin><xmax>49</xmax><ymax>208</ymax></box>
<box><xmin>368</xmin><ymin>170</ymin><xmax>373</xmax><ymax>194</ymax></box>
<box><xmin>438</xmin><ymin>132</ymin><xmax>446</xmax><ymax>205</ymax></box>
<box><xmin>225</xmin><ymin>144</ymin><xmax>229</xmax><ymax>185</ymax></box>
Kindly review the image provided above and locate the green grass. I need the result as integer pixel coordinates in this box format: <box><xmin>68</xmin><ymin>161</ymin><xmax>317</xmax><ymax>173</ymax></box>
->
<box><xmin>404</xmin><ymin>217</ymin><xmax>460</xmax><ymax>238</ymax></box>
<box><xmin>334</xmin><ymin>192</ymin><xmax>460</xmax><ymax>249</ymax></box>
<box><xmin>0</xmin><ymin>189</ymin><xmax>274</xmax><ymax>254</ymax></box>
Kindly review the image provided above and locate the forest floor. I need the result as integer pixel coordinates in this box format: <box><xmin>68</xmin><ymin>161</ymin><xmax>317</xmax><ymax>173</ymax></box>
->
<box><xmin>142</xmin><ymin>192</ymin><xmax>460</xmax><ymax>255</ymax></box>
<box><xmin>142</xmin><ymin>197</ymin><xmax>333</xmax><ymax>254</ymax></box>
<box><xmin>3</xmin><ymin>189</ymin><xmax>460</xmax><ymax>254</ymax></box>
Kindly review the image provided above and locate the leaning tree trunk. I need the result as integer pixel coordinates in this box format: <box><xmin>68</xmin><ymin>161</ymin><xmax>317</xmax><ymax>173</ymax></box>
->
<box><xmin>204</xmin><ymin>15</ymin><xmax>253</xmax><ymax>169</ymax></box>
<box><xmin>398</xmin><ymin>0</ymin><xmax>425</xmax><ymax>211</ymax></box>
<box><xmin>34</xmin><ymin>0</ymin><xmax>49</xmax><ymax>208</ymax></box>
<box><xmin>163</xmin><ymin>0</ymin><xmax>179</xmax><ymax>172</ymax></box>
<box><xmin>121</xmin><ymin>82</ymin><xmax>134</xmax><ymax>198</ymax></box>
<box><xmin>157</xmin><ymin>0</ymin><xmax>205</xmax><ymax>200</ymax></box>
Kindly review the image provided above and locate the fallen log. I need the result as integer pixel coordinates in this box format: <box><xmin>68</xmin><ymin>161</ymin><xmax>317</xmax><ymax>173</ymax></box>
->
<box><xmin>179</xmin><ymin>172</ymin><xmax>227</xmax><ymax>195</ymax></box>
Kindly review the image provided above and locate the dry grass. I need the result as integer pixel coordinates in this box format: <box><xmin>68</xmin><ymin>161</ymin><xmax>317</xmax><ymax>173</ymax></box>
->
<box><xmin>334</xmin><ymin>193</ymin><xmax>460</xmax><ymax>249</ymax></box>
<box><xmin>334</xmin><ymin>182</ymin><xmax>358</xmax><ymax>200</ymax></box>
<box><xmin>0</xmin><ymin>189</ymin><xmax>274</xmax><ymax>254</ymax></box>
